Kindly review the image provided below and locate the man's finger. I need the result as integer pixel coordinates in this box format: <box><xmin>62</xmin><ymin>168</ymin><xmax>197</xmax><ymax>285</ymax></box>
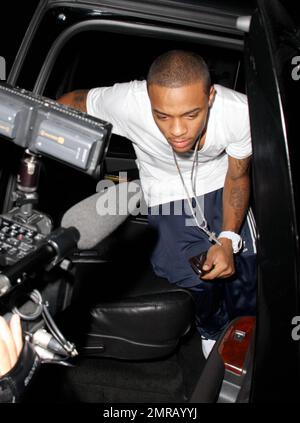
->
<box><xmin>0</xmin><ymin>316</ymin><xmax>18</xmax><ymax>370</ymax></box>
<box><xmin>202</xmin><ymin>256</ymin><xmax>214</xmax><ymax>272</ymax></box>
<box><xmin>201</xmin><ymin>264</ymin><xmax>234</xmax><ymax>280</ymax></box>
<box><xmin>217</xmin><ymin>268</ymin><xmax>235</xmax><ymax>279</ymax></box>
<box><xmin>0</xmin><ymin>328</ymin><xmax>11</xmax><ymax>376</ymax></box>
<box><xmin>201</xmin><ymin>264</ymin><xmax>227</xmax><ymax>280</ymax></box>
<box><xmin>10</xmin><ymin>314</ymin><xmax>23</xmax><ymax>356</ymax></box>
<box><xmin>201</xmin><ymin>267</ymin><xmax>220</xmax><ymax>280</ymax></box>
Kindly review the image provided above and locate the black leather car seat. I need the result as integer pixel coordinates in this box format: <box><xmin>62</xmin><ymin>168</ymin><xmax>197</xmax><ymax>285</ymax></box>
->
<box><xmin>70</xmin><ymin>217</ymin><xmax>195</xmax><ymax>360</ymax></box>
<box><xmin>82</xmin><ymin>274</ymin><xmax>194</xmax><ymax>360</ymax></box>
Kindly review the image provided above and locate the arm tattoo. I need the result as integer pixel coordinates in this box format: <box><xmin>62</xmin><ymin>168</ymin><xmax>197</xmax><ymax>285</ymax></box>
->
<box><xmin>229</xmin><ymin>186</ymin><xmax>248</xmax><ymax>226</ymax></box>
<box><xmin>229</xmin><ymin>157</ymin><xmax>251</xmax><ymax>179</ymax></box>
<box><xmin>223</xmin><ymin>156</ymin><xmax>251</xmax><ymax>231</ymax></box>
<box><xmin>229</xmin><ymin>187</ymin><xmax>246</xmax><ymax>209</ymax></box>
<box><xmin>72</xmin><ymin>90</ymin><xmax>88</xmax><ymax>112</ymax></box>
<box><xmin>74</xmin><ymin>90</ymin><xmax>86</xmax><ymax>103</ymax></box>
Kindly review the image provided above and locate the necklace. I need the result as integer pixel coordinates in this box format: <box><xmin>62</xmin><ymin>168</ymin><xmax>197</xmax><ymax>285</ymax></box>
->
<box><xmin>172</xmin><ymin>140</ymin><xmax>221</xmax><ymax>245</ymax></box>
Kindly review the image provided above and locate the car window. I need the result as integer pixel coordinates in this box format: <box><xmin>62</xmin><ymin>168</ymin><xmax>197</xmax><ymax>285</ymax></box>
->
<box><xmin>43</xmin><ymin>29</ymin><xmax>245</xmax><ymax>159</ymax></box>
<box><xmin>44</xmin><ymin>30</ymin><xmax>244</xmax><ymax>98</ymax></box>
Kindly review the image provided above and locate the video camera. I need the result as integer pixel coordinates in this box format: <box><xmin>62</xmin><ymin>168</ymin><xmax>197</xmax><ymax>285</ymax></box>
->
<box><xmin>0</xmin><ymin>82</ymin><xmax>112</xmax><ymax>177</ymax></box>
<box><xmin>0</xmin><ymin>83</ymin><xmax>112</xmax><ymax>372</ymax></box>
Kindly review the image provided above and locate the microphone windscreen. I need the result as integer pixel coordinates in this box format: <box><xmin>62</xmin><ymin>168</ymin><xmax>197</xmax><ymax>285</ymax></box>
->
<box><xmin>61</xmin><ymin>182</ymin><xmax>140</xmax><ymax>249</ymax></box>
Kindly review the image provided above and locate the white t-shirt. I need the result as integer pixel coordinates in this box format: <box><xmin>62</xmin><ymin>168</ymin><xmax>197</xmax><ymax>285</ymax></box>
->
<box><xmin>87</xmin><ymin>81</ymin><xmax>252</xmax><ymax>207</ymax></box>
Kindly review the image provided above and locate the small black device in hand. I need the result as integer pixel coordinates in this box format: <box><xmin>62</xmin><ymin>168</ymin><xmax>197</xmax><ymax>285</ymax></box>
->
<box><xmin>189</xmin><ymin>251</ymin><xmax>208</xmax><ymax>277</ymax></box>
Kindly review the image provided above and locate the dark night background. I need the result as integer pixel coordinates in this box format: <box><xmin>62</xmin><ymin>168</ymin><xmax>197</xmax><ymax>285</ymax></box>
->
<box><xmin>1</xmin><ymin>1</ymin><xmax>40</xmax><ymax>80</ymax></box>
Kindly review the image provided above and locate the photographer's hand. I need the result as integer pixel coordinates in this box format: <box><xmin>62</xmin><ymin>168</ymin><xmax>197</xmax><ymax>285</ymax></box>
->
<box><xmin>0</xmin><ymin>315</ymin><xmax>23</xmax><ymax>376</ymax></box>
<box><xmin>200</xmin><ymin>238</ymin><xmax>235</xmax><ymax>280</ymax></box>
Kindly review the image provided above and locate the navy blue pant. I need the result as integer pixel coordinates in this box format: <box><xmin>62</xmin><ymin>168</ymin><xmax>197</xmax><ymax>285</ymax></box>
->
<box><xmin>147</xmin><ymin>188</ymin><xmax>257</xmax><ymax>340</ymax></box>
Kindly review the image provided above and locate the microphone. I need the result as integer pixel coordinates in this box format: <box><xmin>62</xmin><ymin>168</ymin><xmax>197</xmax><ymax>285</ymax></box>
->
<box><xmin>0</xmin><ymin>182</ymin><xmax>140</xmax><ymax>297</ymax></box>
<box><xmin>61</xmin><ymin>181</ymin><xmax>141</xmax><ymax>250</ymax></box>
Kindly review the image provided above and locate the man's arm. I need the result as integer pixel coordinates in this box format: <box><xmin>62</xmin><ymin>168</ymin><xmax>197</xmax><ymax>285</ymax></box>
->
<box><xmin>201</xmin><ymin>155</ymin><xmax>251</xmax><ymax>280</ymax></box>
<box><xmin>221</xmin><ymin>155</ymin><xmax>251</xmax><ymax>233</ymax></box>
<box><xmin>57</xmin><ymin>89</ymin><xmax>89</xmax><ymax>113</ymax></box>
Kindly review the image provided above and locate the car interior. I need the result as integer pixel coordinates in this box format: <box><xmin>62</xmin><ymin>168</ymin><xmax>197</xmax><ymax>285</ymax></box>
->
<box><xmin>0</xmin><ymin>10</ymin><xmax>255</xmax><ymax>403</ymax></box>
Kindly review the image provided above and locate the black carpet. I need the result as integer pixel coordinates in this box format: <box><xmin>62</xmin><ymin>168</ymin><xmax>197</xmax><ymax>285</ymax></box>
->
<box><xmin>23</xmin><ymin>220</ymin><xmax>206</xmax><ymax>403</ymax></box>
<box><xmin>24</xmin><ymin>326</ymin><xmax>205</xmax><ymax>403</ymax></box>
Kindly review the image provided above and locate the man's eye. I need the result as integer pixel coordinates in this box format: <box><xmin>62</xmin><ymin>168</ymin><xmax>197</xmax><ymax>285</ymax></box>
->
<box><xmin>157</xmin><ymin>115</ymin><xmax>168</xmax><ymax>120</ymax></box>
<box><xmin>187</xmin><ymin>114</ymin><xmax>198</xmax><ymax>119</ymax></box>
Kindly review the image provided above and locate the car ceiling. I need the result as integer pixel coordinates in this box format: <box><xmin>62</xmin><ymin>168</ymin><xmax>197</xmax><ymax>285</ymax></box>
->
<box><xmin>46</xmin><ymin>0</ymin><xmax>257</xmax><ymax>16</ymax></box>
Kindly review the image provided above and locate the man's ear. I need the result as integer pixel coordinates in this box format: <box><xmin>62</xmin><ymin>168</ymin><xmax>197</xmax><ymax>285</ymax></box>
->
<box><xmin>208</xmin><ymin>86</ymin><xmax>215</xmax><ymax>108</ymax></box>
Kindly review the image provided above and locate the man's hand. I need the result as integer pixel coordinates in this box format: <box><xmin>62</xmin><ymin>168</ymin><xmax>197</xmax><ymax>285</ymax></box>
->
<box><xmin>199</xmin><ymin>154</ymin><xmax>251</xmax><ymax>281</ymax></box>
<box><xmin>201</xmin><ymin>238</ymin><xmax>235</xmax><ymax>280</ymax></box>
<box><xmin>0</xmin><ymin>315</ymin><xmax>40</xmax><ymax>403</ymax></box>
<box><xmin>0</xmin><ymin>315</ymin><xmax>23</xmax><ymax>377</ymax></box>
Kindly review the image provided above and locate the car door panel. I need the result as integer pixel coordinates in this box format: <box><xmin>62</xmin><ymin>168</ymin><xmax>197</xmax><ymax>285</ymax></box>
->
<box><xmin>245</xmin><ymin>0</ymin><xmax>300</xmax><ymax>402</ymax></box>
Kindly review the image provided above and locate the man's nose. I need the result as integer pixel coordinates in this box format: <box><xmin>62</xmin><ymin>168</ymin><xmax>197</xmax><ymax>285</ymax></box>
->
<box><xmin>170</xmin><ymin>119</ymin><xmax>187</xmax><ymax>137</ymax></box>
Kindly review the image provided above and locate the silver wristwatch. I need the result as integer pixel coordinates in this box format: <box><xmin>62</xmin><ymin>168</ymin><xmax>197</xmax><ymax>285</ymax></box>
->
<box><xmin>218</xmin><ymin>231</ymin><xmax>243</xmax><ymax>254</ymax></box>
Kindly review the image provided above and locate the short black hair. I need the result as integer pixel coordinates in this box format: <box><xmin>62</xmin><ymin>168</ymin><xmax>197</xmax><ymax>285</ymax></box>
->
<box><xmin>147</xmin><ymin>50</ymin><xmax>211</xmax><ymax>94</ymax></box>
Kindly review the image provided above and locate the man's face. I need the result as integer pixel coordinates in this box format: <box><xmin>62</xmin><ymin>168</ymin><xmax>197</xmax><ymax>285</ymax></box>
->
<box><xmin>148</xmin><ymin>81</ymin><xmax>214</xmax><ymax>153</ymax></box>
